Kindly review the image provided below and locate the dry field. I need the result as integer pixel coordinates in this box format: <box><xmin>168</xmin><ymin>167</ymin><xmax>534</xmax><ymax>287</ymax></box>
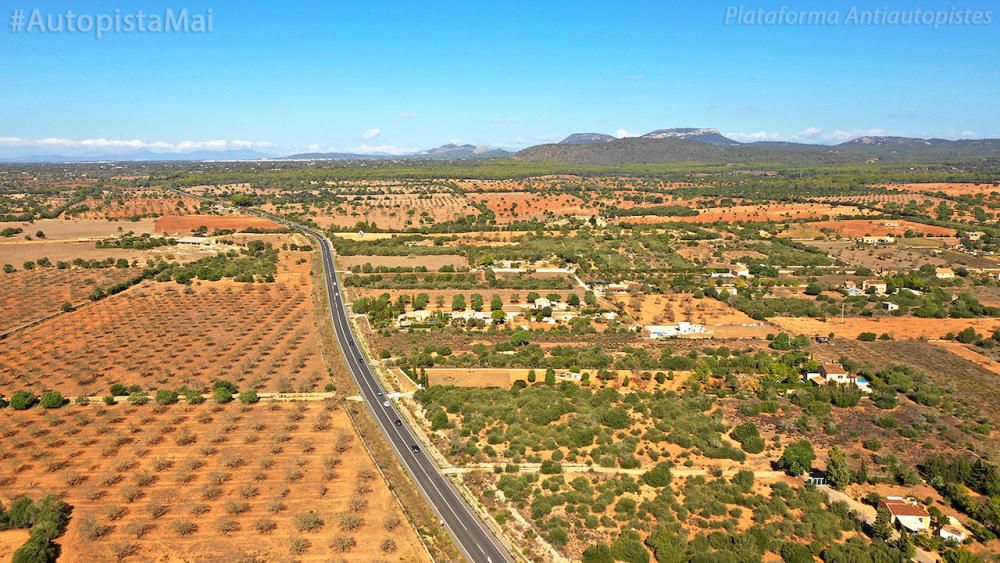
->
<box><xmin>614</xmin><ymin>293</ymin><xmax>773</xmax><ymax>338</ymax></box>
<box><xmin>802</xmin><ymin>193</ymin><xmax>981</xmax><ymax>221</ymax></box>
<box><xmin>453</xmin><ymin>176</ymin><xmax>694</xmax><ymax>192</ymax></box>
<box><xmin>298</xmin><ymin>193</ymin><xmax>478</xmax><ymax>230</ymax></box>
<box><xmin>0</xmin><ymin>276</ymin><xmax>326</xmax><ymax>396</ymax></box>
<box><xmin>444</xmin><ymin>230</ymin><xmax>548</xmax><ymax>246</ymax></box>
<box><xmin>826</xmin><ymin>339</ymin><xmax>1000</xmax><ymax>441</ymax></box>
<box><xmin>0</xmin><ymin>401</ymin><xmax>424</xmax><ymax>561</ymax></box>
<box><xmin>0</xmin><ymin>268</ymin><xmax>140</xmax><ymax>333</ymax></box>
<box><xmin>327</xmin><ymin>231</ymin><xmax>401</xmax><ymax>241</ymax></box>
<box><xmin>963</xmin><ymin>285</ymin><xmax>1000</xmax><ymax>307</ymax></box>
<box><xmin>933</xmin><ymin>341</ymin><xmax>1000</xmax><ymax>376</ymax></box>
<box><xmin>620</xmin><ymin>203</ymin><xmax>867</xmax><ymax>224</ymax></box>
<box><xmin>0</xmin><ymin>240</ymin><xmax>217</xmax><ymax>266</ymax></box>
<box><xmin>66</xmin><ymin>197</ymin><xmax>200</xmax><ymax>220</ymax></box>
<box><xmin>218</xmin><ymin>232</ymin><xmax>312</xmax><ymax>248</ymax></box>
<box><xmin>424</xmin><ymin>368</ymin><xmax>686</xmax><ymax>390</ymax></box>
<box><xmin>154</xmin><ymin>215</ymin><xmax>283</xmax><ymax>234</ymax></box>
<box><xmin>803</xmin><ymin>218</ymin><xmax>956</xmax><ymax>237</ymax></box>
<box><xmin>350</xmin><ymin>289</ymin><xmax>583</xmax><ymax>312</ymax></box>
<box><xmin>0</xmin><ymin>218</ymin><xmax>157</xmax><ymax>240</ymax></box>
<box><xmin>0</xmin><ymin>530</ymin><xmax>30</xmax><ymax>561</ymax></box>
<box><xmin>769</xmin><ymin>316</ymin><xmax>1000</xmax><ymax>339</ymax></box>
<box><xmin>874</xmin><ymin>183</ymin><xmax>1000</xmax><ymax>197</ymax></box>
<box><xmin>336</xmin><ymin>254</ymin><xmax>468</xmax><ymax>271</ymax></box>
<box><xmin>597</xmin><ymin>191</ymin><xmax>711</xmax><ymax>211</ymax></box>
<box><xmin>808</xmin><ymin>240</ymin><xmax>998</xmax><ymax>272</ymax></box>
<box><xmin>182</xmin><ymin>183</ymin><xmax>257</xmax><ymax>196</ymax></box>
<box><xmin>806</xmin><ymin>193</ymin><xmax>952</xmax><ymax>207</ymax></box>
<box><xmin>467</xmin><ymin>192</ymin><xmax>591</xmax><ymax>222</ymax></box>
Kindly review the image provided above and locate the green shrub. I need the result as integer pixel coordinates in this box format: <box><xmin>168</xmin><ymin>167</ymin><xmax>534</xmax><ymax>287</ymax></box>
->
<box><xmin>641</xmin><ymin>462</ymin><xmax>673</xmax><ymax>488</ymax></box>
<box><xmin>540</xmin><ymin>460</ymin><xmax>562</xmax><ymax>474</ymax></box>
<box><xmin>183</xmin><ymin>388</ymin><xmax>206</xmax><ymax>404</ymax></box>
<box><xmin>776</xmin><ymin>440</ymin><xmax>815</xmax><ymax>476</ymax></box>
<box><xmin>9</xmin><ymin>391</ymin><xmax>37</xmax><ymax>410</ymax></box>
<box><xmin>780</xmin><ymin>542</ymin><xmax>814</xmax><ymax>563</ymax></box>
<box><xmin>730</xmin><ymin>422</ymin><xmax>766</xmax><ymax>453</ymax></box>
<box><xmin>128</xmin><ymin>391</ymin><xmax>149</xmax><ymax>405</ymax></box>
<box><xmin>609</xmin><ymin>537</ymin><xmax>649</xmax><ymax>563</ymax></box>
<box><xmin>155</xmin><ymin>390</ymin><xmax>179</xmax><ymax>405</ymax></box>
<box><xmin>582</xmin><ymin>544</ymin><xmax>613</xmax><ymax>563</ymax></box>
<box><xmin>238</xmin><ymin>390</ymin><xmax>259</xmax><ymax>404</ymax></box>
<box><xmin>38</xmin><ymin>391</ymin><xmax>66</xmax><ymax>409</ymax></box>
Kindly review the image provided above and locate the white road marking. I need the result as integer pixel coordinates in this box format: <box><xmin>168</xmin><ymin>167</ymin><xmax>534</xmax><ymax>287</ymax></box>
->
<box><xmin>307</xmin><ymin>231</ymin><xmax>508</xmax><ymax>561</ymax></box>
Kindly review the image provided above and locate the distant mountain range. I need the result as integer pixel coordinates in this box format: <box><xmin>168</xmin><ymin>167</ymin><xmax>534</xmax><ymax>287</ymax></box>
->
<box><xmin>557</xmin><ymin>128</ymin><xmax>741</xmax><ymax>146</ymax></box>
<box><xmin>0</xmin><ymin>143</ymin><xmax>512</xmax><ymax>163</ymax></box>
<box><xmin>2</xmin><ymin>129</ymin><xmax>998</xmax><ymax>164</ymax></box>
<box><xmin>640</xmin><ymin>128</ymin><xmax>741</xmax><ymax>145</ymax></box>
<box><xmin>0</xmin><ymin>148</ymin><xmax>271</xmax><ymax>163</ymax></box>
<box><xmin>520</xmin><ymin>128</ymin><xmax>1000</xmax><ymax>165</ymax></box>
<box><xmin>559</xmin><ymin>133</ymin><xmax>617</xmax><ymax>145</ymax></box>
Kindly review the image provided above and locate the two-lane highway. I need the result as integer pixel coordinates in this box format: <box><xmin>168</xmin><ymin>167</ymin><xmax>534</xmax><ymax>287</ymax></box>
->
<box><xmin>301</xmin><ymin>226</ymin><xmax>512</xmax><ymax>563</ymax></box>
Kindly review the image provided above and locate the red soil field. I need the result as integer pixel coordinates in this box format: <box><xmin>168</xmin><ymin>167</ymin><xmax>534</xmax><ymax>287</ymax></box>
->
<box><xmin>0</xmin><ymin>402</ymin><xmax>424</xmax><ymax>561</ymax></box>
<box><xmin>0</xmin><ymin>268</ymin><xmax>141</xmax><ymax>333</ymax></box>
<box><xmin>875</xmin><ymin>183</ymin><xmax>1000</xmax><ymax>196</ymax></box>
<box><xmin>0</xmin><ymin>219</ymin><xmax>157</xmax><ymax>240</ymax></box>
<box><xmin>0</xmin><ymin>279</ymin><xmax>326</xmax><ymax>396</ymax></box>
<box><xmin>769</xmin><ymin>316</ymin><xmax>1000</xmax><ymax>340</ymax></box>
<box><xmin>806</xmin><ymin>218</ymin><xmax>956</xmax><ymax>237</ymax></box>
<box><xmin>303</xmin><ymin>193</ymin><xmax>478</xmax><ymax>230</ymax></box>
<box><xmin>67</xmin><ymin>197</ymin><xmax>200</xmax><ymax>220</ymax></box>
<box><xmin>454</xmin><ymin>177</ymin><xmax>696</xmax><ymax>192</ymax></box>
<box><xmin>468</xmin><ymin>192</ymin><xmax>591</xmax><ymax>222</ymax></box>
<box><xmin>621</xmin><ymin>203</ymin><xmax>867</xmax><ymax>224</ymax></box>
<box><xmin>154</xmin><ymin>215</ymin><xmax>282</xmax><ymax>234</ymax></box>
<box><xmin>807</xmin><ymin>194</ymin><xmax>951</xmax><ymax>207</ymax></box>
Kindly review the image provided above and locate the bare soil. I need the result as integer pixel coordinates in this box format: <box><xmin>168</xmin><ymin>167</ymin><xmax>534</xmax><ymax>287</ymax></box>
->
<box><xmin>154</xmin><ymin>215</ymin><xmax>282</xmax><ymax>234</ymax></box>
<box><xmin>0</xmin><ymin>218</ymin><xmax>157</xmax><ymax>240</ymax></box>
<box><xmin>768</xmin><ymin>316</ymin><xmax>1000</xmax><ymax>340</ymax></box>
<box><xmin>0</xmin><ymin>402</ymin><xmax>424</xmax><ymax>562</ymax></box>
<box><xmin>0</xmin><ymin>255</ymin><xmax>326</xmax><ymax>396</ymax></box>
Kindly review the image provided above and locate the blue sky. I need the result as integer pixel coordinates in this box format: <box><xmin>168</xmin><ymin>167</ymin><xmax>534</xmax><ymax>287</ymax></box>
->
<box><xmin>1</xmin><ymin>0</ymin><xmax>997</xmax><ymax>156</ymax></box>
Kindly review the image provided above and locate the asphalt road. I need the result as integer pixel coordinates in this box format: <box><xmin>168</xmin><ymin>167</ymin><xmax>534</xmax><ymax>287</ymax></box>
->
<box><xmin>300</xmin><ymin>226</ymin><xmax>513</xmax><ymax>563</ymax></box>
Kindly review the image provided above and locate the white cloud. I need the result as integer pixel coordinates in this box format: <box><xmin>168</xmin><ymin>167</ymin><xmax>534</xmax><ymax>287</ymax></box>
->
<box><xmin>723</xmin><ymin>127</ymin><xmax>888</xmax><ymax>145</ymax></box>
<box><xmin>488</xmin><ymin>117</ymin><xmax>519</xmax><ymax>125</ymax></box>
<box><xmin>399</xmin><ymin>112</ymin><xmax>417</xmax><ymax>119</ymax></box>
<box><xmin>533</xmin><ymin>134</ymin><xmax>563</xmax><ymax>143</ymax></box>
<box><xmin>614</xmin><ymin>128</ymin><xmax>637</xmax><ymax>139</ymax></box>
<box><xmin>362</xmin><ymin>128</ymin><xmax>381</xmax><ymax>141</ymax></box>
<box><xmin>798</xmin><ymin>127</ymin><xmax>823</xmax><ymax>139</ymax></box>
<box><xmin>0</xmin><ymin>136</ymin><xmax>274</xmax><ymax>153</ymax></box>
<box><xmin>722</xmin><ymin>131</ymin><xmax>784</xmax><ymax>143</ymax></box>
<box><xmin>351</xmin><ymin>144</ymin><xmax>420</xmax><ymax>155</ymax></box>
